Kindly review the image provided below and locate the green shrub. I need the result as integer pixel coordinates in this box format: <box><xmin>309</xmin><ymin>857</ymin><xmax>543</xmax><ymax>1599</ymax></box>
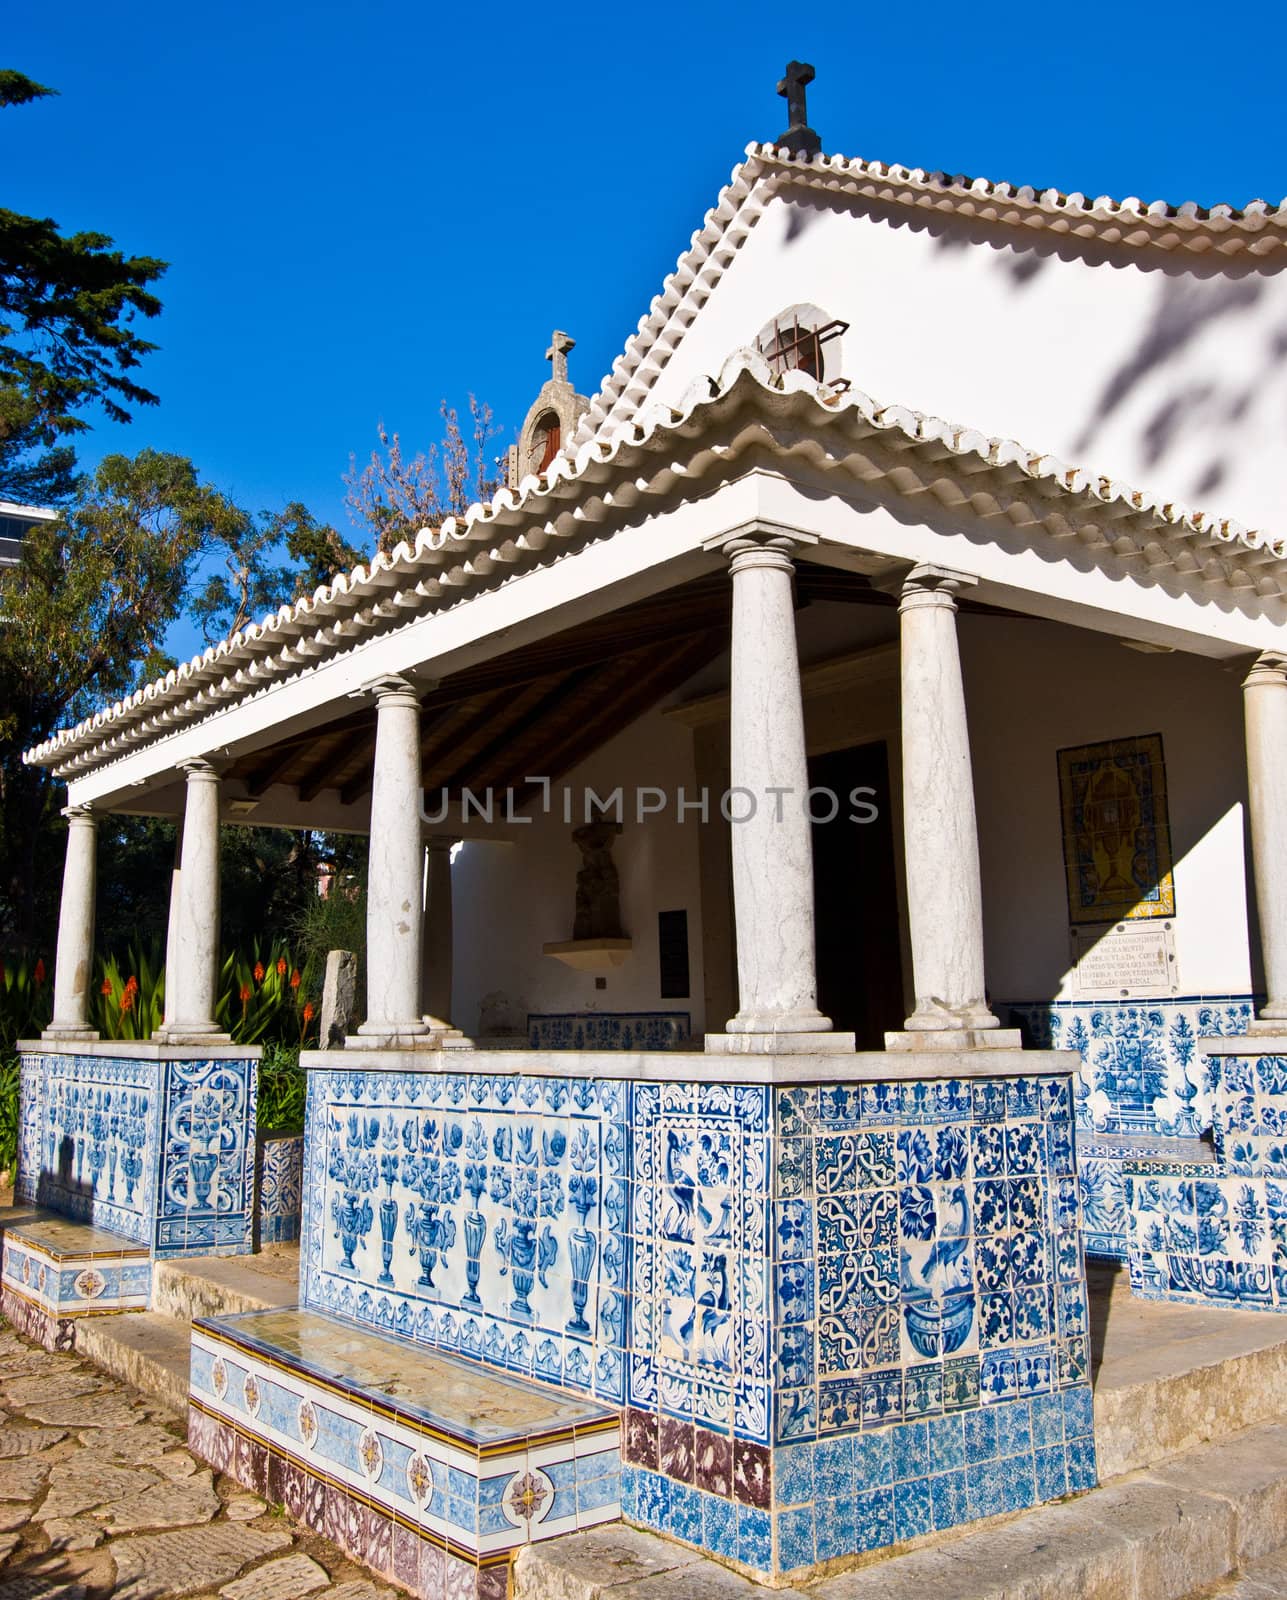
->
<box><xmin>258</xmin><ymin>1040</ymin><xmax>307</xmax><ymax>1135</ymax></box>
<box><xmin>0</xmin><ymin>954</ymin><xmax>52</xmax><ymax>1052</ymax></box>
<box><xmin>92</xmin><ymin>942</ymin><xmax>165</xmax><ymax>1039</ymax></box>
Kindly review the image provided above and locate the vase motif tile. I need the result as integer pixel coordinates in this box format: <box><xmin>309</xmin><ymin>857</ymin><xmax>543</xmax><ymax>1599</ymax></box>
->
<box><xmin>17</xmin><ymin>1050</ymin><xmax>257</xmax><ymax>1258</ymax></box>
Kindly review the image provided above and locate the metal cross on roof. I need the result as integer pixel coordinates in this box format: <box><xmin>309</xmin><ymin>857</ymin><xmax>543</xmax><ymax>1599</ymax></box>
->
<box><xmin>546</xmin><ymin>330</ymin><xmax>575</xmax><ymax>387</ymax></box>
<box><xmin>776</xmin><ymin>60</ymin><xmax>820</xmax><ymax>158</ymax></box>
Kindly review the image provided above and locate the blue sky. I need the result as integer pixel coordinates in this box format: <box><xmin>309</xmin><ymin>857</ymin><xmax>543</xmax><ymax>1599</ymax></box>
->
<box><xmin>6</xmin><ymin>0</ymin><xmax>1284</xmax><ymax>657</ymax></box>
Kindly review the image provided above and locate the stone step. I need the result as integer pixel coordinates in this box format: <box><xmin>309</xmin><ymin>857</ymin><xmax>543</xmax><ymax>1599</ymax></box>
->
<box><xmin>150</xmin><ymin>1243</ymin><xmax>300</xmax><ymax>1323</ymax></box>
<box><xmin>1188</xmin><ymin>1543</ymin><xmax>1287</xmax><ymax>1598</ymax></box>
<box><xmin>1092</xmin><ymin>1273</ymin><xmax>1287</xmax><ymax>1478</ymax></box>
<box><xmin>515</xmin><ymin>1421</ymin><xmax>1287</xmax><ymax>1600</ymax></box>
<box><xmin>72</xmin><ymin>1308</ymin><xmax>191</xmax><ymax>1417</ymax></box>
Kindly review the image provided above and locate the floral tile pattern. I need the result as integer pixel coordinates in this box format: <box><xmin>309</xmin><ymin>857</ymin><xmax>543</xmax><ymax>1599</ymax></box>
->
<box><xmin>1123</xmin><ymin>1052</ymin><xmax>1287</xmax><ymax>1312</ymax></box>
<box><xmin>258</xmin><ymin>1133</ymin><xmax>304</xmax><ymax>1244</ymax></box>
<box><xmin>17</xmin><ymin>1050</ymin><xmax>258</xmax><ymax>1259</ymax></box>
<box><xmin>1008</xmin><ymin>995</ymin><xmax>1254</xmax><ymax>1138</ymax></box>
<box><xmin>629</xmin><ymin>1083</ymin><xmax>770</xmax><ymax>1443</ymax></box>
<box><xmin>767</xmin><ymin>1077</ymin><xmax>1087</xmax><ymax>1449</ymax></box>
<box><xmin>301</xmin><ymin>1069</ymin><xmax>629</xmax><ymax>1402</ymax></box>
<box><xmin>297</xmin><ymin>1059</ymin><xmax>1097</xmax><ymax>1580</ymax></box>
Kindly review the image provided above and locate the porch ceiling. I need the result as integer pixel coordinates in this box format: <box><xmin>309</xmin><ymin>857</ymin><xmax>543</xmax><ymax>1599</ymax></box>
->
<box><xmin>222</xmin><ymin>565</ymin><xmax>903</xmax><ymax>814</ymax></box>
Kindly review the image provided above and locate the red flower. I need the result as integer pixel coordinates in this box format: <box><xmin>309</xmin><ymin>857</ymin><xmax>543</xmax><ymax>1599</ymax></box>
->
<box><xmin>33</xmin><ymin>958</ymin><xmax>46</xmax><ymax>986</ymax></box>
<box><xmin>124</xmin><ymin>974</ymin><xmax>139</xmax><ymax>996</ymax></box>
<box><xmin>120</xmin><ymin>988</ymin><xmax>135</xmax><ymax>1014</ymax></box>
<box><xmin>100</xmin><ymin>978</ymin><xmax>112</xmax><ymax>995</ymax></box>
<box><xmin>290</xmin><ymin>969</ymin><xmax>301</xmax><ymax>991</ymax></box>
<box><xmin>276</xmin><ymin>957</ymin><xmax>287</xmax><ymax>978</ymax></box>
<box><xmin>253</xmin><ymin>962</ymin><xmax>265</xmax><ymax>983</ymax></box>
<box><xmin>303</xmin><ymin>1001</ymin><xmax>315</xmax><ymax>1023</ymax></box>
<box><xmin>239</xmin><ymin>982</ymin><xmax>252</xmax><ymax>1004</ymax></box>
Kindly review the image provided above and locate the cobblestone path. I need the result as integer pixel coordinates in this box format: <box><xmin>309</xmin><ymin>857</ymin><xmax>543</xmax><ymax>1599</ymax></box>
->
<box><xmin>0</xmin><ymin>1323</ymin><xmax>398</xmax><ymax>1599</ymax></box>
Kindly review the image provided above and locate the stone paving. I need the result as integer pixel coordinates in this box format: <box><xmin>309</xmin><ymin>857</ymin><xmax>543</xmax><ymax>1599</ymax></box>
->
<box><xmin>0</xmin><ymin>1323</ymin><xmax>400</xmax><ymax>1599</ymax></box>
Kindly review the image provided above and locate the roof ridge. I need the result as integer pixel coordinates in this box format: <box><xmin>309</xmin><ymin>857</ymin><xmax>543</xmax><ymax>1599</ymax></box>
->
<box><xmin>25</xmin><ymin>356</ymin><xmax>1284</xmax><ymax>776</ymax></box>
<box><xmin>572</xmin><ymin>141</ymin><xmax>1287</xmax><ymax>454</ymax></box>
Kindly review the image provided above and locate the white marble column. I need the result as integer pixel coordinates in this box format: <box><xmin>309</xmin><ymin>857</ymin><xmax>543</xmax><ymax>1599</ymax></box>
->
<box><xmin>1244</xmin><ymin>651</ymin><xmax>1287</xmax><ymax>1028</ymax></box>
<box><xmin>710</xmin><ymin>532</ymin><xmax>848</xmax><ymax>1051</ymax></box>
<box><xmin>421</xmin><ymin>836</ymin><xmax>455</xmax><ymax>1027</ymax></box>
<box><xmin>161</xmin><ymin>759</ymin><xmax>224</xmax><ymax>1040</ymax></box>
<box><xmin>162</xmin><ymin>818</ymin><xmax>184</xmax><ymax>1030</ymax></box>
<box><xmin>893</xmin><ymin>564</ymin><xmax>1011</xmax><ymax>1047</ymax></box>
<box><xmin>358</xmin><ymin>677</ymin><xmax>429</xmax><ymax>1045</ymax></box>
<box><xmin>44</xmin><ymin>806</ymin><xmax>99</xmax><ymax>1040</ymax></box>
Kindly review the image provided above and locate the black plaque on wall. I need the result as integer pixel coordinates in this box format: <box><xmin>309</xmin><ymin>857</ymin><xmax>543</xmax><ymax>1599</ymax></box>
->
<box><xmin>658</xmin><ymin>909</ymin><xmax>690</xmax><ymax>999</ymax></box>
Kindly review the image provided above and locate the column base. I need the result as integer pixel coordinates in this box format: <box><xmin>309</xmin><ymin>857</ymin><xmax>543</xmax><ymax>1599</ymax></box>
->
<box><xmin>886</xmin><ymin>1027</ymin><xmax>1024</xmax><ymax>1052</ymax></box>
<box><xmin>151</xmin><ymin>1027</ymin><xmax>233</xmax><ymax>1046</ymax></box>
<box><xmin>706</xmin><ymin>1029</ymin><xmax>857</xmax><ymax>1055</ymax></box>
<box><xmin>350</xmin><ymin>1024</ymin><xmax>433</xmax><ymax>1049</ymax></box>
<box><xmin>40</xmin><ymin>1026</ymin><xmax>99</xmax><ymax>1043</ymax></box>
<box><xmin>1246</xmin><ymin>1013</ymin><xmax>1287</xmax><ymax>1036</ymax></box>
<box><xmin>422</xmin><ymin>1016</ymin><xmax>474</xmax><ymax>1050</ymax></box>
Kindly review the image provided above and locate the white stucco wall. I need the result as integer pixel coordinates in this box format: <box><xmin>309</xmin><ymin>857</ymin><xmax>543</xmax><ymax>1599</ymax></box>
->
<box><xmin>638</xmin><ymin>186</ymin><xmax>1287</xmax><ymax>536</ymax></box>
<box><xmin>965</xmin><ymin>613</ymin><xmax>1254</xmax><ymax>1003</ymax></box>
<box><xmin>451</xmin><ymin>703</ymin><xmax>707</xmax><ymax>1039</ymax></box>
<box><xmin>451</xmin><ymin>600</ymin><xmax>1255</xmax><ymax>1035</ymax></box>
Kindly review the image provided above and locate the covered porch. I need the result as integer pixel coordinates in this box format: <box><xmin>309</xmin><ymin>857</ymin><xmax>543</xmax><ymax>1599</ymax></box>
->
<box><xmin>20</xmin><ymin>357</ymin><xmax>1287</xmax><ymax>1589</ymax></box>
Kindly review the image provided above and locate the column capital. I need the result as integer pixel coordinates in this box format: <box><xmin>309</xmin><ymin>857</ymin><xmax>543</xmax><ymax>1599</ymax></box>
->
<box><xmin>178</xmin><ymin>757</ymin><xmax>223</xmax><ymax>782</ymax></box>
<box><xmin>424</xmin><ymin>833</ymin><xmax>459</xmax><ymax>852</ymax></box>
<box><xmin>704</xmin><ymin>519</ymin><xmax>817</xmax><ymax>568</ymax></box>
<box><xmin>61</xmin><ymin>804</ymin><xmax>96</xmax><ymax>825</ymax></box>
<box><xmin>1244</xmin><ymin>651</ymin><xmax>1287</xmax><ymax>690</ymax></box>
<box><xmin>369</xmin><ymin>674</ymin><xmax>421</xmax><ymax>707</ymax></box>
<box><xmin>898</xmin><ymin>563</ymin><xmax>979</xmax><ymax>612</ymax></box>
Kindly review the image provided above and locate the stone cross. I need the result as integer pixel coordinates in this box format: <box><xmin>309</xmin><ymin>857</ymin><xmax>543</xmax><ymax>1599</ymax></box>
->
<box><xmin>776</xmin><ymin>60</ymin><xmax>820</xmax><ymax>157</ymax></box>
<box><xmin>546</xmin><ymin>330</ymin><xmax>575</xmax><ymax>387</ymax></box>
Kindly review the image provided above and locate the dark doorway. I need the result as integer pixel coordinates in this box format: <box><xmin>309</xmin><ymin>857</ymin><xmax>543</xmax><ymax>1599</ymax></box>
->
<box><xmin>809</xmin><ymin>741</ymin><xmax>905</xmax><ymax>1049</ymax></box>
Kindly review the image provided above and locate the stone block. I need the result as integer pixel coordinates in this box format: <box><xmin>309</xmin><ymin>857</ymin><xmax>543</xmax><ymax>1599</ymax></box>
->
<box><xmin>513</xmin><ymin>1525</ymin><xmax>703</xmax><ymax>1598</ymax></box>
<box><xmin>1147</xmin><ymin>1422</ymin><xmax>1287</xmax><ymax>1564</ymax></box>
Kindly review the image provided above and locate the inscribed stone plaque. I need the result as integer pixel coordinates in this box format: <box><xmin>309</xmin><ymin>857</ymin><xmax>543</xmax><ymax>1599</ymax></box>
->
<box><xmin>1069</xmin><ymin>920</ymin><xmax>1177</xmax><ymax>998</ymax></box>
<box><xmin>1057</xmin><ymin>733</ymin><xmax>1175</xmax><ymax>923</ymax></box>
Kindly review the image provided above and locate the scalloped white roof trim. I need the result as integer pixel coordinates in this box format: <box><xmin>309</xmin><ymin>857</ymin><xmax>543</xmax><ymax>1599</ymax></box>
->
<box><xmin>575</xmin><ymin>142</ymin><xmax>1287</xmax><ymax>451</ymax></box>
<box><xmin>26</xmin><ymin>351</ymin><xmax>1285</xmax><ymax>777</ymax></box>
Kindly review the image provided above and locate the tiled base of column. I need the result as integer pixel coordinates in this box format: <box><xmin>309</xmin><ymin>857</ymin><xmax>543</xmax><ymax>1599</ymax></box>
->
<box><xmin>16</xmin><ymin>1045</ymin><xmax>259</xmax><ymax>1259</ymax></box>
<box><xmin>256</xmin><ymin>1134</ymin><xmax>304</xmax><ymax>1244</ymax></box>
<box><xmin>1</xmin><ymin>1213</ymin><xmax>151</xmax><ymax>1351</ymax></box>
<box><xmin>622</xmin><ymin>1387</ymin><xmax>1096</xmax><ymax>1577</ymax></box>
<box><xmin>188</xmin><ymin>1307</ymin><xmax>621</xmax><ymax>1599</ymax></box>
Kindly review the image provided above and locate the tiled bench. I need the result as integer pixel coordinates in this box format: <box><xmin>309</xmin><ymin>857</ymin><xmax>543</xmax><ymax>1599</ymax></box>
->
<box><xmin>0</xmin><ymin>1211</ymin><xmax>151</xmax><ymax>1349</ymax></box>
<box><xmin>189</xmin><ymin>1306</ymin><xmax>622</xmax><ymax>1599</ymax></box>
<box><xmin>527</xmin><ymin>1011</ymin><xmax>690</xmax><ymax>1050</ymax></box>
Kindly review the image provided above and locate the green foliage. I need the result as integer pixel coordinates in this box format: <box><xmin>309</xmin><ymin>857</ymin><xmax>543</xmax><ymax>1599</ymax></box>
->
<box><xmin>281</xmin><ymin>503</ymin><xmax>364</xmax><ymax>598</ymax></box>
<box><xmin>0</xmin><ymin>951</ymin><xmax>50</xmax><ymax>1052</ymax></box>
<box><xmin>216</xmin><ymin>936</ymin><xmax>318</xmax><ymax>1047</ymax></box>
<box><xmin>289</xmin><ymin>850</ymin><xmax>367</xmax><ymax>1031</ymax></box>
<box><xmin>0</xmin><ymin>453</ymin><xmax>242</xmax><ymax>947</ymax></box>
<box><xmin>91</xmin><ymin>941</ymin><xmax>165</xmax><ymax>1040</ymax></box>
<box><xmin>0</xmin><ymin>1055</ymin><xmax>18</xmax><ymax>1175</ymax></box>
<box><xmin>258</xmin><ymin>1041</ymin><xmax>307</xmax><ymax>1135</ymax></box>
<box><xmin>0</xmin><ymin>950</ymin><xmax>48</xmax><ymax>1177</ymax></box>
<box><xmin>1</xmin><ymin>76</ymin><xmax>166</xmax><ymax>503</ymax></box>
